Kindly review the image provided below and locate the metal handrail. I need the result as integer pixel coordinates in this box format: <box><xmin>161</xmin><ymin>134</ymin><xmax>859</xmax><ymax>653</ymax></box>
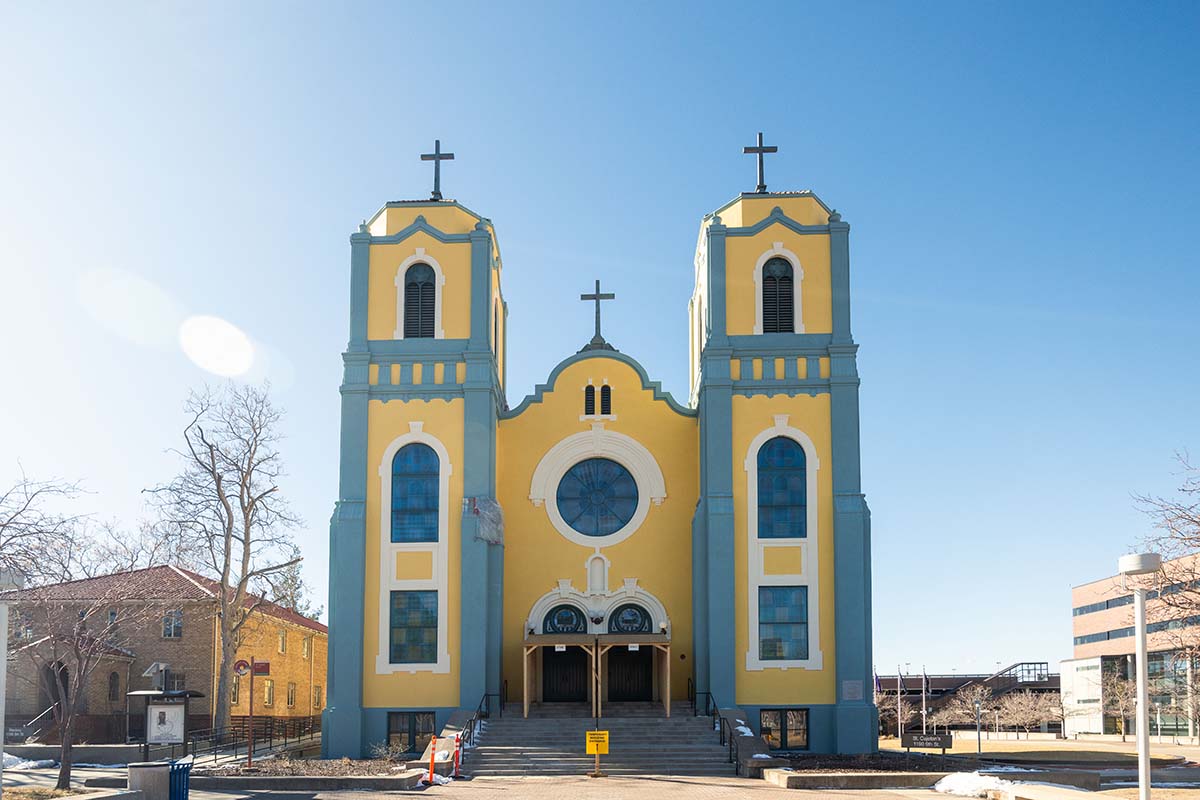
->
<box><xmin>695</xmin><ymin>691</ymin><xmax>739</xmax><ymax>775</ymax></box>
<box><xmin>460</xmin><ymin>692</ymin><xmax>501</xmax><ymax>755</ymax></box>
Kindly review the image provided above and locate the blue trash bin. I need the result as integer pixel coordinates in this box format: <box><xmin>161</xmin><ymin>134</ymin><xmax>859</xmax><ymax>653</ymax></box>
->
<box><xmin>169</xmin><ymin>755</ymin><xmax>194</xmax><ymax>800</ymax></box>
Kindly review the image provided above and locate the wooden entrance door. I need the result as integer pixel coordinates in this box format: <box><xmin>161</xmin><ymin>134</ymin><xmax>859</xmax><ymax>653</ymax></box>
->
<box><xmin>542</xmin><ymin>647</ymin><xmax>588</xmax><ymax>702</ymax></box>
<box><xmin>607</xmin><ymin>646</ymin><xmax>653</xmax><ymax>701</ymax></box>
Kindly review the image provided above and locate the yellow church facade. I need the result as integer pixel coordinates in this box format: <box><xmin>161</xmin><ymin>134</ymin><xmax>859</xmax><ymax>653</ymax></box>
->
<box><xmin>324</xmin><ymin>174</ymin><xmax>876</xmax><ymax>756</ymax></box>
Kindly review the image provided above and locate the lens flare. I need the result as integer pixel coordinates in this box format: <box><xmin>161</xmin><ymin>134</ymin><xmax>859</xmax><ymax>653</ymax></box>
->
<box><xmin>178</xmin><ymin>315</ymin><xmax>255</xmax><ymax>377</ymax></box>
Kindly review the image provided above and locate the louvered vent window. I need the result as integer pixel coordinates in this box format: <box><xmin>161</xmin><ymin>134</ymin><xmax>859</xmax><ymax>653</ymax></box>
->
<box><xmin>584</xmin><ymin>385</ymin><xmax>596</xmax><ymax>415</ymax></box>
<box><xmin>600</xmin><ymin>385</ymin><xmax>612</xmax><ymax>415</ymax></box>
<box><xmin>762</xmin><ymin>257</ymin><xmax>794</xmax><ymax>334</ymax></box>
<box><xmin>403</xmin><ymin>264</ymin><xmax>436</xmax><ymax>338</ymax></box>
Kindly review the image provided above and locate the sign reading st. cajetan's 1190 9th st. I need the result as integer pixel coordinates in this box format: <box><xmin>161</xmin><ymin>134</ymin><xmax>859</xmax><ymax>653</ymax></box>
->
<box><xmin>901</xmin><ymin>733</ymin><xmax>953</xmax><ymax>750</ymax></box>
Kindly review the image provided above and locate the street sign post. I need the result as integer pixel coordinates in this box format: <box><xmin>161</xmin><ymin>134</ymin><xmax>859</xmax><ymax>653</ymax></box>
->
<box><xmin>585</xmin><ymin>730</ymin><xmax>609</xmax><ymax>777</ymax></box>
<box><xmin>247</xmin><ymin>658</ymin><xmax>270</xmax><ymax>767</ymax></box>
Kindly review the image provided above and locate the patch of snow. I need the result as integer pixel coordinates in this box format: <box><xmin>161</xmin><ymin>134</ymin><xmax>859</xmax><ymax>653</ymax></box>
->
<box><xmin>934</xmin><ymin>772</ymin><xmax>1013</xmax><ymax>798</ymax></box>
<box><xmin>735</xmin><ymin>725</ymin><xmax>754</xmax><ymax>737</ymax></box>
<box><xmin>75</xmin><ymin>763</ymin><xmax>128</xmax><ymax>768</ymax></box>
<box><xmin>751</xmin><ymin>753</ymin><xmax>774</xmax><ymax>759</ymax></box>
<box><xmin>2</xmin><ymin>752</ymin><xmax>56</xmax><ymax>770</ymax></box>
<box><xmin>980</xmin><ymin>766</ymin><xmax>1040</xmax><ymax>773</ymax></box>
<box><xmin>419</xmin><ymin>773</ymin><xmax>453</xmax><ymax>786</ymax></box>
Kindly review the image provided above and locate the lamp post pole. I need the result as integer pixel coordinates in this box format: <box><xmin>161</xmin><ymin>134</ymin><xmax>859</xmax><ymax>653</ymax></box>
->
<box><xmin>974</xmin><ymin>700</ymin><xmax>982</xmax><ymax>758</ymax></box>
<box><xmin>1119</xmin><ymin>552</ymin><xmax>1162</xmax><ymax>800</ymax></box>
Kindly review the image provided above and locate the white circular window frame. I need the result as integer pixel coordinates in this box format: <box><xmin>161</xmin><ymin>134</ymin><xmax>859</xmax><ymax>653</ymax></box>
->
<box><xmin>529</xmin><ymin>426</ymin><xmax>666</xmax><ymax>548</ymax></box>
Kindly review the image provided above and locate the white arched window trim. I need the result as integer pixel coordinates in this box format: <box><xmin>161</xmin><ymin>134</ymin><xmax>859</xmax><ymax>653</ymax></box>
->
<box><xmin>744</xmin><ymin>414</ymin><xmax>822</xmax><ymax>671</ymax></box>
<box><xmin>529</xmin><ymin>425</ymin><xmax>666</xmax><ymax>548</ymax></box>
<box><xmin>393</xmin><ymin>248</ymin><xmax>446</xmax><ymax>340</ymax></box>
<box><xmin>525</xmin><ymin>576</ymin><xmax>670</xmax><ymax>636</ymax></box>
<box><xmin>752</xmin><ymin>242</ymin><xmax>804</xmax><ymax>335</ymax></box>
<box><xmin>375</xmin><ymin>422</ymin><xmax>452</xmax><ymax>674</ymax></box>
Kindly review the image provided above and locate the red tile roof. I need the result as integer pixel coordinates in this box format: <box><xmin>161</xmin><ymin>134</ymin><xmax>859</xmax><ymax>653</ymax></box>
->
<box><xmin>1</xmin><ymin>565</ymin><xmax>327</xmax><ymax>634</ymax></box>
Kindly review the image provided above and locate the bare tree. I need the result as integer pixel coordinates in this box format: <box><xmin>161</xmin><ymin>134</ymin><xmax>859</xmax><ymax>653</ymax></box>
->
<box><xmin>998</xmin><ymin>690</ymin><xmax>1054</xmax><ymax>738</ymax></box>
<box><xmin>148</xmin><ymin>384</ymin><xmax>300</xmax><ymax>732</ymax></box>
<box><xmin>1137</xmin><ymin>456</ymin><xmax>1200</xmax><ymax>643</ymax></box>
<box><xmin>875</xmin><ymin>689</ymin><xmax>917</xmax><ymax>737</ymax></box>
<box><xmin>947</xmin><ymin>683</ymin><xmax>994</xmax><ymax>727</ymax></box>
<box><xmin>2</xmin><ymin>568</ymin><xmax>157</xmax><ymax>786</ymax></box>
<box><xmin>1103</xmin><ymin>672</ymin><xmax>1139</xmax><ymax>742</ymax></box>
<box><xmin>0</xmin><ymin>471</ymin><xmax>85</xmax><ymax>583</ymax></box>
<box><xmin>267</xmin><ymin>560</ymin><xmax>323</xmax><ymax>621</ymax></box>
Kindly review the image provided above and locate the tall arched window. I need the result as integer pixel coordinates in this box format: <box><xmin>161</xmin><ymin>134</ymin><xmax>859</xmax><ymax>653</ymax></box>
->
<box><xmin>761</xmin><ymin>257</ymin><xmax>794</xmax><ymax>334</ymax></box>
<box><xmin>584</xmin><ymin>385</ymin><xmax>596</xmax><ymax>415</ymax></box>
<box><xmin>391</xmin><ymin>443</ymin><xmax>439</xmax><ymax>542</ymax></box>
<box><xmin>107</xmin><ymin>671</ymin><xmax>120</xmax><ymax>702</ymax></box>
<box><xmin>757</xmin><ymin>436</ymin><xmax>806</xmax><ymax>538</ymax></box>
<box><xmin>403</xmin><ymin>264</ymin><xmax>436</xmax><ymax>338</ymax></box>
<box><xmin>600</xmin><ymin>385</ymin><xmax>612</xmax><ymax>415</ymax></box>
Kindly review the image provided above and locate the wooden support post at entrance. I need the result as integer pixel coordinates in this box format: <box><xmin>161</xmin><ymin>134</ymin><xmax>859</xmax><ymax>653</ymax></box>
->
<box><xmin>663</xmin><ymin>644</ymin><xmax>671</xmax><ymax>717</ymax></box>
<box><xmin>522</xmin><ymin>645</ymin><xmax>535</xmax><ymax>719</ymax></box>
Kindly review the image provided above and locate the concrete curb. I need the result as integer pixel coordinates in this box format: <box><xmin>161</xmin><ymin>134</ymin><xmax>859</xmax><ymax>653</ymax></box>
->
<box><xmin>86</xmin><ymin>771</ymin><xmax>427</xmax><ymax>791</ymax></box>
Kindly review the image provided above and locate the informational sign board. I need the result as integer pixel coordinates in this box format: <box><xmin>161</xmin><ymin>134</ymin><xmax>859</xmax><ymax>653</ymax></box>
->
<box><xmin>233</xmin><ymin>659</ymin><xmax>250</xmax><ymax>676</ymax></box>
<box><xmin>628</xmin><ymin>644</ymin><xmax>639</xmax><ymax>651</ymax></box>
<box><xmin>252</xmin><ymin>660</ymin><xmax>271</xmax><ymax>675</ymax></box>
<box><xmin>901</xmin><ymin>733</ymin><xmax>952</xmax><ymax>750</ymax></box>
<box><xmin>554</xmin><ymin>645</ymin><xmax>566</xmax><ymax>652</ymax></box>
<box><xmin>146</xmin><ymin>703</ymin><xmax>186</xmax><ymax>745</ymax></box>
<box><xmin>585</xmin><ymin>730</ymin><xmax>609</xmax><ymax>755</ymax></box>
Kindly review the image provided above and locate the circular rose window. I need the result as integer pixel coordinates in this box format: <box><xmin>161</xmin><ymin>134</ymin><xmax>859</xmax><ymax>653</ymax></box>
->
<box><xmin>555</xmin><ymin>457</ymin><xmax>639</xmax><ymax>537</ymax></box>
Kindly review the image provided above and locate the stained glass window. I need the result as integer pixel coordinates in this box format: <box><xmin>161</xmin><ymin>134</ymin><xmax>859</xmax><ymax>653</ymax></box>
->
<box><xmin>757</xmin><ymin>437</ymin><xmax>806</xmax><ymax>538</ymax></box>
<box><xmin>390</xmin><ymin>590</ymin><xmax>437</xmax><ymax>664</ymax></box>
<box><xmin>403</xmin><ymin>264</ymin><xmax>435</xmax><ymax>338</ymax></box>
<box><xmin>762</xmin><ymin>257</ymin><xmax>794</xmax><ymax>333</ymax></box>
<box><xmin>543</xmin><ymin>604</ymin><xmax>587</xmax><ymax>634</ymax></box>
<box><xmin>608</xmin><ymin>604</ymin><xmax>651</xmax><ymax>634</ymax></box>
<box><xmin>556</xmin><ymin>458</ymin><xmax>638</xmax><ymax>537</ymax></box>
<box><xmin>759</xmin><ymin>586</ymin><xmax>808</xmax><ymax>661</ymax></box>
<box><xmin>391</xmin><ymin>443</ymin><xmax>439</xmax><ymax>543</ymax></box>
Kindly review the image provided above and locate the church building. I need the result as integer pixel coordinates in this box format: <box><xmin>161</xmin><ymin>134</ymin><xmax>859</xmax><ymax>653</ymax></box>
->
<box><xmin>323</xmin><ymin>139</ymin><xmax>876</xmax><ymax>757</ymax></box>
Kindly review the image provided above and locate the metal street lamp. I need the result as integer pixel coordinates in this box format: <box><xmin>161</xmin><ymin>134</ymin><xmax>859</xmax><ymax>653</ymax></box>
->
<box><xmin>1119</xmin><ymin>552</ymin><xmax>1162</xmax><ymax>800</ymax></box>
<box><xmin>974</xmin><ymin>699</ymin><xmax>983</xmax><ymax>757</ymax></box>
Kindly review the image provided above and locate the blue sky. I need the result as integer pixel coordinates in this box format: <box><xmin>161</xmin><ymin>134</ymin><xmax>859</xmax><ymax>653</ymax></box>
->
<box><xmin>2</xmin><ymin>2</ymin><xmax>1198</xmax><ymax>675</ymax></box>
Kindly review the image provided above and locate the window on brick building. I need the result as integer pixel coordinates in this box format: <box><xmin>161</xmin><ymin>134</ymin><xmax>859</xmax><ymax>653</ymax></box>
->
<box><xmin>287</xmin><ymin>682</ymin><xmax>296</xmax><ymax>707</ymax></box>
<box><xmin>278</xmin><ymin>629</ymin><xmax>287</xmax><ymax>653</ymax></box>
<box><xmin>231</xmin><ymin>677</ymin><xmax>240</xmax><ymax>705</ymax></box>
<box><xmin>302</xmin><ymin>637</ymin><xmax>310</xmax><ymax>659</ymax></box>
<box><xmin>162</xmin><ymin>609</ymin><xmax>183</xmax><ymax>638</ymax></box>
<box><xmin>313</xmin><ymin>685</ymin><xmax>323</xmax><ymax>709</ymax></box>
<box><xmin>264</xmin><ymin>679</ymin><xmax>275</xmax><ymax>706</ymax></box>
<box><xmin>107</xmin><ymin>671</ymin><xmax>120</xmax><ymax>702</ymax></box>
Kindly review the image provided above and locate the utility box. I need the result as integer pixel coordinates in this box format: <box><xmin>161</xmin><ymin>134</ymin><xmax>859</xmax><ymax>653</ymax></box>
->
<box><xmin>128</xmin><ymin>761</ymin><xmax>171</xmax><ymax>800</ymax></box>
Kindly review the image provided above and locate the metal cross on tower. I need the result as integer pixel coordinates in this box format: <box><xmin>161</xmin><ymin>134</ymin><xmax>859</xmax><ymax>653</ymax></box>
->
<box><xmin>743</xmin><ymin>131</ymin><xmax>778</xmax><ymax>194</ymax></box>
<box><xmin>420</xmin><ymin>139</ymin><xmax>455</xmax><ymax>201</ymax></box>
<box><xmin>579</xmin><ymin>279</ymin><xmax>616</xmax><ymax>352</ymax></box>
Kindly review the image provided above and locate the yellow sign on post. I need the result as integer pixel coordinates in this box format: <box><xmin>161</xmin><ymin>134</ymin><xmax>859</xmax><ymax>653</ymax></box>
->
<box><xmin>585</xmin><ymin>730</ymin><xmax>609</xmax><ymax>754</ymax></box>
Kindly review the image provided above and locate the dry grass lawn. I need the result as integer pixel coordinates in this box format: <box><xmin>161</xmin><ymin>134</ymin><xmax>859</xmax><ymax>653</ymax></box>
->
<box><xmin>879</xmin><ymin>736</ymin><xmax>1181</xmax><ymax>764</ymax></box>
<box><xmin>4</xmin><ymin>789</ymin><xmax>83</xmax><ymax>800</ymax></box>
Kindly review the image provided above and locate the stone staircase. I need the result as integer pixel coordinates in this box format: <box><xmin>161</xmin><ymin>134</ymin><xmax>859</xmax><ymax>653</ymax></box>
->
<box><xmin>463</xmin><ymin>702</ymin><xmax>738</xmax><ymax>777</ymax></box>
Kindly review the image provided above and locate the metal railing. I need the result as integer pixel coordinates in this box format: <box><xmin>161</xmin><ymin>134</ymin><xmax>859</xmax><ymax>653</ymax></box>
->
<box><xmin>151</xmin><ymin>715</ymin><xmax>322</xmax><ymax>762</ymax></box>
<box><xmin>693</xmin><ymin>691</ymin><xmax>738</xmax><ymax>775</ymax></box>
<box><xmin>460</xmin><ymin>692</ymin><xmax>500</xmax><ymax>755</ymax></box>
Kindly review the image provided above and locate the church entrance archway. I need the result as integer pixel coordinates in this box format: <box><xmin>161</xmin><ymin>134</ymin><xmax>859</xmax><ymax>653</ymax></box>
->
<box><xmin>542</xmin><ymin>646</ymin><xmax>588</xmax><ymax>702</ymax></box>
<box><xmin>606</xmin><ymin>646</ymin><xmax>653</xmax><ymax>701</ymax></box>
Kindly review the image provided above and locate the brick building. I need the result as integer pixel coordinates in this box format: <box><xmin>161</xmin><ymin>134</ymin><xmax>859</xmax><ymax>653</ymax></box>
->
<box><xmin>3</xmin><ymin>565</ymin><xmax>327</xmax><ymax>743</ymax></box>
